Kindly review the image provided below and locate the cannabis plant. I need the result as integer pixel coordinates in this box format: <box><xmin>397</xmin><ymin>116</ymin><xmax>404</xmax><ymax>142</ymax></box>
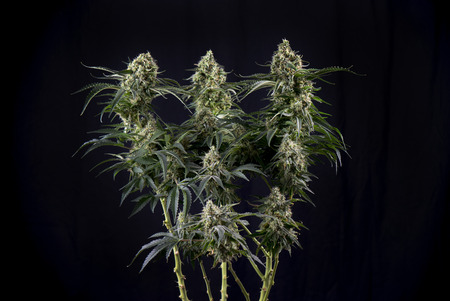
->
<box><xmin>75</xmin><ymin>40</ymin><xmax>352</xmax><ymax>301</ymax></box>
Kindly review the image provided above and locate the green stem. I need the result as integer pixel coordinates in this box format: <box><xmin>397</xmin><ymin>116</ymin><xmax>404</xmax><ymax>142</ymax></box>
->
<box><xmin>247</xmin><ymin>254</ymin><xmax>265</xmax><ymax>279</ymax></box>
<box><xmin>239</xmin><ymin>221</ymin><xmax>270</xmax><ymax>258</ymax></box>
<box><xmin>220</xmin><ymin>262</ymin><xmax>228</xmax><ymax>301</ymax></box>
<box><xmin>229</xmin><ymin>263</ymin><xmax>250</xmax><ymax>301</ymax></box>
<box><xmin>258</xmin><ymin>252</ymin><xmax>280</xmax><ymax>301</ymax></box>
<box><xmin>265</xmin><ymin>252</ymin><xmax>280</xmax><ymax>300</ymax></box>
<box><xmin>200</xmin><ymin>260</ymin><xmax>214</xmax><ymax>301</ymax></box>
<box><xmin>259</xmin><ymin>254</ymin><xmax>273</xmax><ymax>301</ymax></box>
<box><xmin>160</xmin><ymin>198</ymin><xmax>190</xmax><ymax>301</ymax></box>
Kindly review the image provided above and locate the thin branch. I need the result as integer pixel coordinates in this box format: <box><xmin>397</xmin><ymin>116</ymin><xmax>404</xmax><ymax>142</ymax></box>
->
<box><xmin>229</xmin><ymin>263</ymin><xmax>250</xmax><ymax>301</ymax></box>
<box><xmin>238</xmin><ymin>221</ymin><xmax>270</xmax><ymax>258</ymax></box>
<box><xmin>199</xmin><ymin>260</ymin><xmax>214</xmax><ymax>301</ymax></box>
<box><xmin>247</xmin><ymin>254</ymin><xmax>265</xmax><ymax>280</ymax></box>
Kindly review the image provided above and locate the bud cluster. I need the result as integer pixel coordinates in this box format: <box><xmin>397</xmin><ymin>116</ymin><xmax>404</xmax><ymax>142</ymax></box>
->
<box><xmin>270</xmin><ymin>39</ymin><xmax>303</xmax><ymax>89</ymax></box>
<box><xmin>278</xmin><ymin>135</ymin><xmax>307</xmax><ymax>173</ymax></box>
<box><xmin>202</xmin><ymin>146</ymin><xmax>222</xmax><ymax>172</ymax></box>
<box><xmin>201</xmin><ymin>200</ymin><xmax>241</xmax><ymax>263</ymax></box>
<box><xmin>192</xmin><ymin>50</ymin><xmax>227</xmax><ymax>87</ymax></box>
<box><xmin>263</xmin><ymin>187</ymin><xmax>292</xmax><ymax>219</ymax></box>
<box><xmin>116</xmin><ymin>53</ymin><xmax>160</xmax><ymax>134</ymax></box>
<box><xmin>191</xmin><ymin>51</ymin><xmax>232</xmax><ymax>117</ymax></box>
<box><xmin>270</xmin><ymin>40</ymin><xmax>315</xmax><ymax>134</ymax></box>
<box><xmin>78</xmin><ymin>40</ymin><xmax>349</xmax><ymax>297</ymax></box>
<box><xmin>121</xmin><ymin>52</ymin><xmax>159</xmax><ymax>96</ymax></box>
<box><xmin>258</xmin><ymin>187</ymin><xmax>299</xmax><ymax>253</ymax></box>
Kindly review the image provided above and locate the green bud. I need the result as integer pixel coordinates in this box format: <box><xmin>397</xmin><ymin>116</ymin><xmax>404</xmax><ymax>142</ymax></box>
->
<box><xmin>270</xmin><ymin>39</ymin><xmax>303</xmax><ymax>81</ymax></box>
<box><xmin>191</xmin><ymin>51</ymin><xmax>232</xmax><ymax>115</ymax></box>
<box><xmin>279</xmin><ymin>135</ymin><xmax>307</xmax><ymax>173</ymax></box>
<box><xmin>203</xmin><ymin>146</ymin><xmax>221</xmax><ymax>171</ymax></box>
<box><xmin>192</xmin><ymin>50</ymin><xmax>227</xmax><ymax>87</ymax></box>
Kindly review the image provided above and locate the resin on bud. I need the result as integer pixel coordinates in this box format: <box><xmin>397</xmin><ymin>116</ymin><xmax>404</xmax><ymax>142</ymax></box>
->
<box><xmin>122</xmin><ymin>52</ymin><xmax>159</xmax><ymax>94</ymax></box>
<box><xmin>279</xmin><ymin>135</ymin><xmax>308</xmax><ymax>173</ymax></box>
<box><xmin>191</xmin><ymin>50</ymin><xmax>232</xmax><ymax>115</ymax></box>
<box><xmin>116</xmin><ymin>52</ymin><xmax>159</xmax><ymax>134</ymax></box>
<box><xmin>270</xmin><ymin>39</ymin><xmax>303</xmax><ymax>85</ymax></box>
<box><xmin>192</xmin><ymin>50</ymin><xmax>227</xmax><ymax>87</ymax></box>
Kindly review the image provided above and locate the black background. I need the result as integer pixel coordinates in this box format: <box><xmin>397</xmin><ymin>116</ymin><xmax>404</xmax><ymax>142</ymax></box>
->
<box><xmin>10</xmin><ymin>0</ymin><xmax>450</xmax><ymax>300</ymax></box>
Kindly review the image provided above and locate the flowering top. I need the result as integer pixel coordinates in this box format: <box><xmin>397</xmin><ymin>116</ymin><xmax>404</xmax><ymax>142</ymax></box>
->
<box><xmin>263</xmin><ymin>187</ymin><xmax>292</xmax><ymax>219</ymax></box>
<box><xmin>270</xmin><ymin>39</ymin><xmax>303</xmax><ymax>86</ymax></box>
<box><xmin>121</xmin><ymin>52</ymin><xmax>159</xmax><ymax>95</ymax></box>
<box><xmin>257</xmin><ymin>187</ymin><xmax>300</xmax><ymax>253</ymax></box>
<box><xmin>114</xmin><ymin>52</ymin><xmax>160</xmax><ymax>142</ymax></box>
<box><xmin>200</xmin><ymin>200</ymin><xmax>242</xmax><ymax>263</ymax></box>
<box><xmin>202</xmin><ymin>145</ymin><xmax>222</xmax><ymax>172</ymax></box>
<box><xmin>190</xmin><ymin>51</ymin><xmax>232</xmax><ymax>115</ymax></box>
<box><xmin>191</xmin><ymin>50</ymin><xmax>227</xmax><ymax>88</ymax></box>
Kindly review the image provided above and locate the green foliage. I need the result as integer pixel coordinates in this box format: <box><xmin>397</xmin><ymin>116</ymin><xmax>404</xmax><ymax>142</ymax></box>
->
<box><xmin>75</xmin><ymin>40</ymin><xmax>354</xmax><ymax>301</ymax></box>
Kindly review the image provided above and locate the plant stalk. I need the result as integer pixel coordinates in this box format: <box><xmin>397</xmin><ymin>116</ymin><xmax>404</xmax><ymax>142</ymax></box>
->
<box><xmin>258</xmin><ymin>252</ymin><xmax>280</xmax><ymax>301</ymax></box>
<box><xmin>259</xmin><ymin>254</ymin><xmax>272</xmax><ymax>301</ymax></box>
<box><xmin>160</xmin><ymin>198</ymin><xmax>190</xmax><ymax>301</ymax></box>
<box><xmin>265</xmin><ymin>252</ymin><xmax>280</xmax><ymax>300</ymax></box>
<box><xmin>200</xmin><ymin>260</ymin><xmax>214</xmax><ymax>301</ymax></box>
<box><xmin>220</xmin><ymin>262</ymin><xmax>228</xmax><ymax>301</ymax></box>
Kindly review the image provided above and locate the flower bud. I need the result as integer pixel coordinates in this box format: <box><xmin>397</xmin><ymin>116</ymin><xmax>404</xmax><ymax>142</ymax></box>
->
<box><xmin>122</xmin><ymin>52</ymin><xmax>159</xmax><ymax>93</ymax></box>
<box><xmin>203</xmin><ymin>146</ymin><xmax>221</xmax><ymax>171</ymax></box>
<box><xmin>192</xmin><ymin>50</ymin><xmax>227</xmax><ymax>87</ymax></box>
<box><xmin>191</xmin><ymin>51</ymin><xmax>232</xmax><ymax>115</ymax></box>
<box><xmin>279</xmin><ymin>135</ymin><xmax>307</xmax><ymax>172</ymax></box>
<box><xmin>270</xmin><ymin>39</ymin><xmax>303</xmax><ymax>81</ymax></box>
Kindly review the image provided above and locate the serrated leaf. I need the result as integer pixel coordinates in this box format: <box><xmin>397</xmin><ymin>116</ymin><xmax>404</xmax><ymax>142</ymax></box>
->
<box><xmin>120</xmin><ymin>180</ymin><xmax>137</xmax><ymax>206</ymax></box>
<box><xmin>145</xmin><ymin>176</ymin><xmax>158</xmax><ymax>192</ymax></box>
<box><xmin>196</xmin><ymin>176</ymin><xmax>212</xmax><ymax>199</ymax></box>
<box><xmin>296</xmin><ymin>117</ymin><xmax>302</xmax><ymax>135</ymax></box>
<box><xmin>80</xmin><ymin>62</ymin><xmax>118</xmax><ymax>74</ymax></box>
<box><xmin>233</xmin><ymin>164</ymin><xmax>265</xmax><ymax>176</ymax></box>
<box><xmin>266</xmin><ymin>129</ymin><xmax>277</xmax><ymax>146</ymax></box>
<box><xmin>164</xmin><ymin>150</ymin><xmax>185</xmax><ymax>168</ymax></box>
<box><xmin>168</xmin><ymin>187</ymin><xmax>180</xmax><ymax>221</ymax></box>
<box><xmin>211</xmin><ymin>175</ymin><xmax>225</xmax><ymax>189</ymax></box>
<box><xmin>138</xmin><ymin>177</ymin><xmax>145</xmax><ymax>192</ymax></box>
<box><xmin>108</xmin><ymin>88</ymin><xmax>126</xmax><ymax>117</ymax></box>
<box><xmin>140</xmin><ymin>235</ymin><xmax>178</xmax><ymax>272</ymax></box>
<box><xmin>181</xmin><ymin>187</ymin><xmax>192</xmax><ymax>216</ymax></box>
<box><xmin>215</xmin><ymin>131</ymin><xmax>223</xmax><ymax>149</ymax></box>
<box><xmin>172</xmin><ymin>142</ymin><xmax>187</xmax><ymax>154</ymax></box>
<box><xmin>77</xmin><ymin>83</ymin><xmax>117</xmax><ymax>115</ymax></box>
<box><xmin>155</xmin><ymin>151</ymin><xmax>168</xmax><ymax>179</ymax></box>
<box><xmin>232</xmin><ymin>171</ymin><xmax>249</xmax><ymax>181</ymax></box>
<box><xmin>140</xmin><ymin>244</ymin><xmax>164</xmax><ymax>272</ymax></box>
<box><xmin>215</xmin><ymin>225</ymin><xmax>226</xmax><ymax>242</ymax></box>
<box><xmin>129</xmin><ymin>195</ymin><xmax>153</xmax><ymax>218</ymax></box>
<box><xmin>80</xmin><ymin>138</ymin><xmax>125</xmax><ymax>158</ymax></box>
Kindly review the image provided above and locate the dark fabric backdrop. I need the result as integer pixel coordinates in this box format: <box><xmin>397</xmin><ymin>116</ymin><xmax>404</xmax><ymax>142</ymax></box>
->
<box><xmin>10</xmin><ymin>0</ymin><xmax>449</xmax><ymax>300</ymax></box>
